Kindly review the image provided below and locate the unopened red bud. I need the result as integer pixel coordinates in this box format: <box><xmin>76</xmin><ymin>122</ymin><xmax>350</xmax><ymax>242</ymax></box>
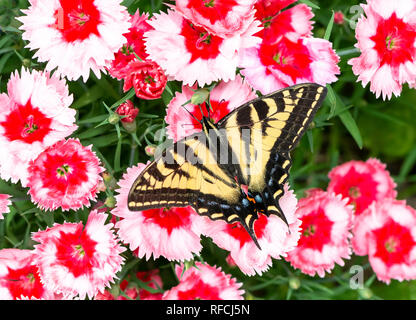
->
<box><xmin>334</xmin><ymin>11</ymin><xmax>344</xmax><ymax>25</ymax></box>
<box><xmin>116</xmin><ymin>100</ymin><xmax>139</xmax><ymax>123</ymax></box>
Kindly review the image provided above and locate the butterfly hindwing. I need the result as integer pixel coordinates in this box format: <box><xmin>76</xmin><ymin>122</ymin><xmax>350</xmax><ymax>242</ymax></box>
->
<box><xmin>218</xmin><ymin>83</ymin><xmax>327</xmax><ymax>217</ymax></box>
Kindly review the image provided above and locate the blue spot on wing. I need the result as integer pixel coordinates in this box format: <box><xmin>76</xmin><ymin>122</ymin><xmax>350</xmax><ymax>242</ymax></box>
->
<box><xmin>255</xmin><ymin>195</ymin><xmax>263</xmax><ymax>203</ymax></box>
<box><xmin>242</xmin><ymin>198</ymin><xmax>250</xmax><ymax>207</ymax></box>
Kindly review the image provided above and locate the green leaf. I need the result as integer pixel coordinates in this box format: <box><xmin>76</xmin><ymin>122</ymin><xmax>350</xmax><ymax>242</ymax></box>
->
<box><xmin>338</xmin><ymin>110</ymin><xmax>363</xmax><ymax>149</ymax></box>
<box><xmin>109</xmin><ymin>89</ymin><xmax>135</xmax><ymax>110</ymax></box>
<box><xmin>71</xmin><ymin>85</ymin><xmax>104</xmax><ymax>109</ymax></box>
<box><xmin>306</xmin><ymin>130</ymin><xmax>314</xmax><ymax>153</ymax></box>
<box><xmin>85</xmin><ymin>133</ymin><xmax>120</xmax><ymax>148</ymax></box>
<box><xmin>0</xmin><ymin>52</ymin><xmax>13</xmax><ymax>73</ymax></box>
<box><xmin>138</xmin><ymin>112</ymin><xmax>160</xmax><ymax>119</ymax></box>
<box><xmin>298</xmin><ymin>0</ymin><xmax>320</xmax><ymax>9</ymax></box>
<box><xmin>398</xmin><ymin>146</ymin><xmax>416</xmax><ymax>182</ymax></box>
<box><xmin>77</xmin><ymin>114</ymin><xmax>108</xmax><ymax>124</ymax></box>
<box><xmin>324</xmin><ymin>11</ymin><xmax>335</xmax><ymax>41</ymax></box>
<box><xmin>337</xmin><ymin>47</ymin><xmax>360</xmax><ymax>57</ymax></box>
<box><xmin>326</xmin><ymin>85</ymin><xmax>337</xmax><ymax>119</ymax></box>
<box><xmin>114</xmin><ymin>125</ymin><xmax>122</xmax><ymax>172</ymax></box>
<box><xmin>0</xmin><ymin>36</ymin><xmax>11</xmax><ymax>49</ymax></box>
<box><xmin>77</xmin><ymin>125</ymin><xmax>111</xmax><ymax>140</ymax></box>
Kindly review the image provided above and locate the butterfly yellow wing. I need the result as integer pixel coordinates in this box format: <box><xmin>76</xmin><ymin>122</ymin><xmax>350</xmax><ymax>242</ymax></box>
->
<box><xmin>128</xmin><ymin>132</ymin><xmax>243</xmax><ymax>221</ymax></box>
<box><xmin>217</xmin><ymin>83</ymin><xmax>327</xmax><ymax>221</ymax></box>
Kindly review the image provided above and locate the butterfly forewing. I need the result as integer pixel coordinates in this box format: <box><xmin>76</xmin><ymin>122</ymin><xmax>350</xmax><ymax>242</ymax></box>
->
<box><xmin>128</xmin><ymin>132</ymin><xmax>241</xmax><ymax>220</ymax></box>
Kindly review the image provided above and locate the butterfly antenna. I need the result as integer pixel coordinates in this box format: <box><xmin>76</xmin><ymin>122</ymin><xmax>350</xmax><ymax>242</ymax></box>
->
<box><xmin>198</xmin><ymin>104</ymin><xmax>206</xmax><ymax>119</ymax></box>
<box><xmin>182</xmin><ymin>105</ymin><xmax>201</xmax><ymax>123</ymax></box>
<box><xmin>206</xmin><ymin>99</ymin><xmax>215</xmax><ymax>119</ymax></box>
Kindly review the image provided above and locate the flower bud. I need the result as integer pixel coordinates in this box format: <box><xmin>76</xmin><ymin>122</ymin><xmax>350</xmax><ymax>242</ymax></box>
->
<box><xmin>121</xmin><ymin>121</ymin><xmax>137</xmax><ymax>133</ymax></box>
<box><xmin>116</xmin><ymin>100</ymin><xmax>139</xmax><ymax>123</ymax></box>
<box><xmin>358</xmin><ymin>288</ymin><xmax>373</xmax><ymax>300</ymax></box>
<box><xmin>289</xmin><ymin>277</ymin><xmax>301</xmax><ymax>290</ymax></box>
<box><xmin>102</xmin><ymin>172</ymin><xmax>117</xmax><ymax>190</ymax></box>
<box><xmin>191</xmin><ymin>89</ymin><xmax>210</xmax><ymax>105</ymax></box>
<box><xmin>104</xmin><ymin>196</ymin><xmax>116</xmax><ymax>208</ymax></box>
<box><xmin>145</xmin><ymin>145</ymin><xmax>156</xmax><ymax>157</ymax></box>
<box><xmin>334</xmin><ymin>11</ymin><xmax>344</xmax><ymax>25</ymax></box>
<box><xmin>22</xmin><ymin>58</ymin><xmax>32</xmax><ymax>67</ymax></box>
<box><xmin>108</xmin><ymin>113</ymin><xmax>120</xmax><ymax>125</ymax></box>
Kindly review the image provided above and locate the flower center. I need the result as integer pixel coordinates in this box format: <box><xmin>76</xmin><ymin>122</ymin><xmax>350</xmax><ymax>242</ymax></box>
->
<box><xmin>1</xmin><ymin>102</ymin><xmax>52</xmax><ymax>144</ymax></box>
<box><xmin>54</xmin><ymin>0</ymin><xmax>101</xmax><ymax>42</ymax></box>
<box><xmin>203</xmin><ymin>0</ymin><xmax>215</xmax><ymax>7</ymax></box>
<box><xmin>302</xmin><ymin>224</ymin><xmax>316</xmax><ymax>237</ymax></box>
<box><xmin>21</xmin><ymin>115</ymin><xmax>38</xmax><ymax>137</ymax></box>
<box><xmin>144</xmin><ymin>75</ymin><xmax>155</xmax><ymax>84</ymax></box>
<box><xmin>385</xmin><ymin>35</ymin><xmax>396</xmax><ymax>51</ymax></box>
<box><xmin>55</xmin><ymin>226</ymin><xmax>98</xmax><ymax>277</ymax></box>
<box><xmin>330</xmin><ymin>166</ymin><xmax>378</xmax><ymax>215</ymax></box>
<box><xmin>196</xmin><ymin>33</ymin><xmax>212</xmax><ymax>49</ymax></box>
<box><xmin>74</xmin><ymin>244</ymin><xmax>86</xmax><ymax>257</ymax></box>
<box><xmin>273</xmin><ymin>52</ymin><xmax>287</xmax><ymax>65</ymax></box>
<box><xmin>259</xmin><ymin>37</ymin><xmax>312</xmax><ymax>82</ymax></box>
<box><xmin>26</xmin><ymin>273</ymin><xmax>35</xmax><ymax>284</ymax></box>
<box><xmin>349</xmin><ymin>186</ymin><xmax>361</xmax><ymax>199</ymax></box>
<box><xmin>6</xmin><ymin>265</ymin><xmax>44</xmax><ymax>299</ymax></box>
<box><xmin>297</xmin><ymin>208</ymin><xmax>333</xmax><ymax>251</ymax></box>
<box><xmin>56</xmin><ymin>164</ymin><xmax>71</xmax><ymax>177</ymax></box>
<box><xmin>262</xmin><ymin>16</ymin><xmax>274</xmax><ymax>28</ymax></box>
<box><xmin>371</xmin><ymin>12</ymin><xmax>416</xmax><ymax>67</ymax></box>
<box><xmin>384</xmin><ymin>237</ymin><xmax>398</xmax><ymax>253</ymax></box>
<box><xmin>181</xmin><ymin>20</ymin><xmax>223</xmax><ymax>63</ymax></box>
<box><xmin>374</xmin><ymin>219</ymin><xmax>416</xmax><ymax>267</ymax></box>
<box><xmin>121</xmin><ymin>44</ymin><xmax>134</xmax><ymax>56</ymax></box>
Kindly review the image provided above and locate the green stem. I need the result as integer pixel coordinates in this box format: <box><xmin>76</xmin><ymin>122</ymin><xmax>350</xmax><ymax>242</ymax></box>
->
<box><xmin>337</xmin><ymin>47</ymin><xmax>359</xmax><ymax>57</ymax></box>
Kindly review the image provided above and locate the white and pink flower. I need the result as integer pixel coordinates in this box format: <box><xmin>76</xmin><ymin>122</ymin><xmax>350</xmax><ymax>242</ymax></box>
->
<box><xmin>144</xmin><ymin>9</ymin><xmax>261</xmax><ymax>87</ymax></box>
<box><xmin>201</xmin><ymin>184</ymin><xmax>301</xmax><ymax>276</ymax></box>
<box><xmin>0</xmin><ymin>249</ymin><xmax>57</xmax><ymax>300</ymax></box>
<box><xmin>18</xmin><ymin>0</ymin><xmax>130</xmax><ymax>81</ymax></box>
<box><xmin>349</xmin><ymin>0</ymin><xmax>416</xmax><ymax>99</ymax></box>
<box><xmin>32</xmin><ymin>210</ymin><xmax>125</xmax><ymax>299</ymax></box>
<box><xmin>0</xmin><ymin>194</ymin><xmax>11</xmax><ymax>220</ymax></box>
<box><xmin>239</xmin><ymin>1</ymin><xmax>339</xmax><ymax>94</ymax></box>
<box><xmin>285</xmin><ymin>189</ymin><xmax>353</xmax><ymax>277</ymax></box>
<box><xmin>108</xmin><ymin>10</ymin><xmax>152</xmax><ymax>80</ymax></box>
<box><xmin>352</xmin><ymin>199</ymin><xmax>416</xmax><ymax>283</ymax></box>
<box><xmin>327</xmin><ymin>158</ymin><xmax>397</xmax><ymax>216</ymax></box>
<box><xmin>113</xmin><ymin>163</ymin><xmax>205</xmax><ymax>261</ymax></box>
<box><xmin>27</xmin><ymin>138</ymin><xmax>104</xmax><ymax>211</ymax></box>
<box><xmin>0</xmin><ymin>68</ymin><xmax>76</xmax><ymax>186</ymax></box>
<box><xmin>165</xmin><ymin>75</ymin><xmax>257</xmax><ymax>141</ymax></box>
<box><xmin>162</xmin><ymin>262</ymin><xmax>244</xmax><ymax>300</ymax></box>
<box><xmin>173</xmin><ymin>0</ymin><xmax>258</xmax><ymax>38</ymax></box>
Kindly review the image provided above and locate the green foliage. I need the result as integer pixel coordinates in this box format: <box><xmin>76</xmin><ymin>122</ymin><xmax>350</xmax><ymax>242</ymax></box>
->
<box><xmin>1</xmin><ymin>0</ymin><xmax>416</xmax><ymax>300</ymax></box>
